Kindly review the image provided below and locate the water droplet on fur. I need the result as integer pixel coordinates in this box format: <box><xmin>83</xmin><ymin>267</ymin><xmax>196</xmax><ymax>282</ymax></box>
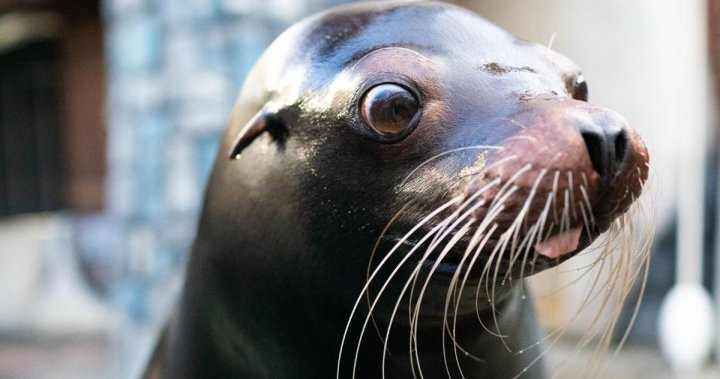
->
<box><xmin>521</xmin><ymin>295</ymin><xmax>526</xmax><ymax>300</ymax></box>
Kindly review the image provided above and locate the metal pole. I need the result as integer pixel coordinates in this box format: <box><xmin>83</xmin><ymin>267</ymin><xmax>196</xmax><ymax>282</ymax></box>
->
<box><xmin>709</xmin><ymin>0</ymin><xmax>720</xmax><ymax>365</ymax></box>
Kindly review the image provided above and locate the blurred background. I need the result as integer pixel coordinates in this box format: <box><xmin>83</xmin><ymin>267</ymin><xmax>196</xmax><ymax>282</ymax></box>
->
<box><xmin>0</xmin><ymin>0</ymin><xmax>717</xmax><ymax>378</ymax></box>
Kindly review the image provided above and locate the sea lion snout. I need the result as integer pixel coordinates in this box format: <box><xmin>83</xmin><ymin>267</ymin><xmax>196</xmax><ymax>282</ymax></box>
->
<box><xmin>452</xmin><ymin>99</ymin><xmax>648</xmax><ymax>268</ymax></box>
<box><xmin>561</xmin><ymin>104</ymin><xmax>650</xmax><ymax>223</ymax></box>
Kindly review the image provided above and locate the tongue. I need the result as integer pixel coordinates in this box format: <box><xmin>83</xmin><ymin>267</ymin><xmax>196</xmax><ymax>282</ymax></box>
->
<box><xmin>535</xmin><ymin>226</ymin><xmax>583</xmax><ymax>259</ymax></box>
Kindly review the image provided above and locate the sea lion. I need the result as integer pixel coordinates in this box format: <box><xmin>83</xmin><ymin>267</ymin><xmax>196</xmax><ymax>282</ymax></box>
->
<box><xmin>148</xmin><ymin>1</ymin><xmax>651</xmax><ymax>378</ymax></box>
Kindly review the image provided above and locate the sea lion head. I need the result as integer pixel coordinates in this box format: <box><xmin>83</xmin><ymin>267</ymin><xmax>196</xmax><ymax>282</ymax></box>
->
<box><xmin>191</xmin><ymin>1</ymin><xmax>650</xmax><ymax>376</ymax></box>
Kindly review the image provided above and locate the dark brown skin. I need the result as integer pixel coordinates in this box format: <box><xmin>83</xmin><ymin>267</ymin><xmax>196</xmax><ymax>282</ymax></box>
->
<box><xmin>147</xmin><ymin>2</ymin><xmax>649</xmax><ymax>378</ymax></box>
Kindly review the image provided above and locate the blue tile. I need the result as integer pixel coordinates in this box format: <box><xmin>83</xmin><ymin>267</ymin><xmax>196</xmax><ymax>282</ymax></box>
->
<box><xmin>108</xmin><ymin>15</ymin><xmax>163</xmax><ymax>73</ymax></box>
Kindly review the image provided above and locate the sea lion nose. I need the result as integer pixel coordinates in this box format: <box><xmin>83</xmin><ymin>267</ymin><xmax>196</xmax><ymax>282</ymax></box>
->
<box><xmin>577</xmin><ymin>114</ymin><xmax>629</xmax><ymax>184</ymax></box>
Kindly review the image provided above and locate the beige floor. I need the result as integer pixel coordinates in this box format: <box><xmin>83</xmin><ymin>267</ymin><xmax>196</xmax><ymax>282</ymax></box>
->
<box><xmin>1</xmin><ymin>333</ymin><xmax>718</xmax><ymax>379</ymax></box>
<box><xmin>546</xmin><ymin>343</ymin><xmax>719</xmax><ymax>379</ymax></box>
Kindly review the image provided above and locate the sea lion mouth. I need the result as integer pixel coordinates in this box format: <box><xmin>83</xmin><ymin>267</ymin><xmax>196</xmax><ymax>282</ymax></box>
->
<box><xmin>382</xmin><ymin>222</ymin><xmax>601</xmax><ymax>280</ymax></box>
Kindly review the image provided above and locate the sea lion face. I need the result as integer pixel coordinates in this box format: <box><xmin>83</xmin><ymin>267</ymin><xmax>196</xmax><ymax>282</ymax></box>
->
<box><xmin>208</xmin><ymin>1</ymin><xmax>648</xmax><ymax>320</ymax></box>
<box><xmin>173</xmin><ymin>2</ymin><xmax>654</xmax><ymax>377</ymax></box>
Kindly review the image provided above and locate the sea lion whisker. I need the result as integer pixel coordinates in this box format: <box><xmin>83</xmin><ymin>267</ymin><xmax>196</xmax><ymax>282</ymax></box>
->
<box><xmin>472</xmin><ymin>218</ymin><xmax>510</xmax><ymax>319</ymax></box>
<box><xmin>487</xmin><ymin>164</ymin><xmax>533</xmax><ymax>211</ymax></box>
<box><xmin>505</xmin><ymin>222</ymin><xmax>541</xmax><ymax>286</ymax></box>
<box><xmin>503</xmin><ymin>168</ymin><xmax>547</xmax><ymax>279</ymax></box>
<box><xmin>535</xmin><ymin>152</ymin><xmax>563</xmax><ymax>178</ymax></box>
<box><xmin>507</xmin><ymin>212</ymin><xmax>529</xmax><ymax>279</ymax></box>
<box><xmin>529</xmin><ymin>193</ymin><xmax>555</xmax><ymax>275</ymax></box>
<box><xmin>571</xmin><ymin>233</ymin><xmax>642</xmax><ymax>356</ymax></box>
<box><xmin>631</xmin><ymin>196</ymin><xmax>656</xmax><ymax>254</ymax></box>
<box><xmin>405</xmin><ymin>196</ymin><xmax>491</xmax><ymax>328</ymax></box>
<box><xmin>442</xmin><ymin>204</ymin><xmax>507</xmax><ymax>337</ymax></box>
<box><xmin>381</xmin><ymin>194</ymin><xmax>496</xmax><ymax>378</ymax></box>
<box><xmin>394</xmin><ymin>208</ymin><xmax>477</xmax><ymax>371</ymax></box>
<box><xmin>578</xmin><ymin>201</ymin><xmax>593</xmax><ymax>241</ymax></box>
<box><xmin>467</xmin><ymin>199</ymin><xmax>512</xmax><ymax>300</ymax></box>
<box><xmin>486</xmin><ymin>233</ymin><xmax>518</xmax><ymax>350</ymax></box>
<box><xmin>551</xmin><ymin>170</ymin><xmax>561</xmax><ymax>224</ymax></box>
<box><xmin>477</xmin><ymin>171</ymin><xmax>532</xmax><ymax>284</ymax></box>
<box><xmin>547</xmin><ymin>32</ymin><xmax>558</xmax><ymax>49</ymax></box>
<box><xmin>579</xmin><ymin>184</ymin><xmax>596</xmax><ymax>229</ymax></box>
<box><xmin>480</xmin><ymin>216</ymin><xmax>520</xmax><ymax>323</ymax></box>
<box><xmin>456</xmin><ymin>223</ymin><xmax>502</xmax><ymax>331</ymax></box>
<box><xmin>498</xmin><ymin>116</ymin><xmax>529</xmax><ymax>130</ymax></box>
<box><xmin>338</xmin><ymin>197</ymin><xmax>460</xmax><ymax>378</ymax></box>
<box><xmin>355</xmin><ymin>216</ymin><xmax>454</xmax><ymax>379</ymax></box>
<box><xmin>406</xmin><ymin>221</ymin><xmax>474</xmax><ymax>379</ymax></box>
<box><xmin>467</xmin><ymin>233</ymin><xmax>514</xmax><ymax>353</ymax></box>
<box><xmin>403</xmin><ymin>178</ymin><xmax>503</xmax><ymax>327</ymax></box>
<box><xmin>383</xmin><ymin>210</ymin><xmax>480</xmax><ymax>378</ymax></box>
<box><xmin>430</xmin><ymin>194</ymin><xmax>480</xmax><ymax>250</ymax></box>
<box><xmin>443</xmin><ymin>300</ymin><xmax>482</xmax><ymax>378</ymax></box>
<box><xmin>472</xmin><ymin>230</ymin><xmax>506</xmax><ymax>316</ymax></box>
<box><xmin>473</xmin><ymin>186</ymin><xmax>524</xmax><ymax>313</ymax></box>
<box><xmin>445</xmin><ymin>224</ymin><xmax>500</xmax><ymax>375</ymax></box>
<box><xmin>516</xmin><ymin>209</ymin><xmax>550</xmax><ymax>282</ymax></box>
<box><xmin>560</xmin><ymin>188</ymin><xmax>571</xmax><ymax>235</ymax></box>
<box><xmin>445</xmin><ymin>223</ymin><xmax>500</xmax><ymax>345</ymax></box>
<box><xmin>570</xmin><ymin>264</ymin><xmax>638</xmax><ymax>375</ymax></box>
<box><xmin>514</xmin><ymin>264</ymin><xmax>619</xmax><ymax>377</ymax></box>
<box><xmin>502</xmin><ymin>135</ymin><xmax>539</xmax><ymax>144</ymax></box>
<box><xmin>609</xmin><ymin>219</ymin><xmax>653</xmax><ymax>366</ymax></box>
<box><xmin>580</xmin><ymin>171</ymin><xmax>590</xmax><ymax>189</ymax></box>
<box><xmin>512</xmin><ymin>229</ymin><xmax>636</xmax><ymax>378</ymax></box>
<box><xmin>457</xmin><ymin>154</ymin><xmax>521</xmax><ymax>182</ymax></box>
<box><xmin>416</xmin><ymin>185</ymin><xmax>513</xmax><ymax>329</ymax></box>
<box><xmin>404</xmin><ymin>219</ymin><xmax>460</xmax><ymax>365</ymax></box>
<box><xmin>398</xmin><ymin>145</ymin><xmax>504</xmax><ymax>189</ymax></box>
<box><xmin>365</xmin><ymin>203</ymin><xmax>420</xmax><ymax>345</ymax></box>
<box><xmin>403</xmin><ymin>194</ymin><xmax>494</xmax><ymax>325</ymax></box>
<box><xmin>567</xmin><ymin>170</ymin><xmax>577</xmax><ymax>220</ymax></box>
<box><xmin>504</xmin><ymin>200</ymin><xmax>526</xmax><ymax>284</ymax></box>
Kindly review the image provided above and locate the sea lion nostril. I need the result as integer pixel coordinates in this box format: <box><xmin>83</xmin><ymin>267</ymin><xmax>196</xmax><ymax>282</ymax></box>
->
<box><xmin>613</xmin><ymin>129</ymin><xmax>629</xmax><ymax>170</ymax></box>
<box><xmin>580</xmin><ymin>128</ymin><xmax>608</xmax><ymax>177</ymax></box>
<box><xmin>579</xmin><ymin>121</ymin><xmax>629</xmax><ymax>182</ymax></box>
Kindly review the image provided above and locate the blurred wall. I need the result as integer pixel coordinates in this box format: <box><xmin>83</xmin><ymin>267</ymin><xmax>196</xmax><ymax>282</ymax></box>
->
<box><xmin>100</xmin><ymin>0</ymin><xmax>352</xmax><ymax>376</ymax></box>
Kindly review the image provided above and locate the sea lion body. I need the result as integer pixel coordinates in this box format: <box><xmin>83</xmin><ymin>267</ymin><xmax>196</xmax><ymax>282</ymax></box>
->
<box><xmin>151</xmin><ymin>2</ymin><xmax>649</xmax><ymax>378</ymax></box>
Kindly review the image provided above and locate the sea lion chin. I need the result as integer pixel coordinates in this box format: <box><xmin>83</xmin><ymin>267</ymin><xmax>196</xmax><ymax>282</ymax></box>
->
<box><xmin>147</xmin><ymin>2</ymin><xmax>651</xmax><ymax>378</ymax></box>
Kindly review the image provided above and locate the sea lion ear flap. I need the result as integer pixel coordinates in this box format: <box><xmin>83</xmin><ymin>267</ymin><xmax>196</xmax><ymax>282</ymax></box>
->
<box><xmin>228</xmin><ymin>108</ymin><xmax>288</xmax><ymax>160</ymax></box>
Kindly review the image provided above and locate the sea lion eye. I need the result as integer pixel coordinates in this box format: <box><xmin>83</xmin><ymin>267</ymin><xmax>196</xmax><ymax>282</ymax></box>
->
<box><xmin>572</xmin><ymin>74</ymin><xmax>588</xmax><ymax>102</ymax></box>
<box><xmin>360</xmin><ymin>83</ymin><xmax>420</xmax><ymax>139</ymax></box>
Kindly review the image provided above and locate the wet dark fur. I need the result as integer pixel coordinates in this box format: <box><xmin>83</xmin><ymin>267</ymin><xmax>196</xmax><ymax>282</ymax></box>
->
<box><xmin>146</xmin><ymin>2</ymin><xmax>650</xmax><ymax>378</ymax></box>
